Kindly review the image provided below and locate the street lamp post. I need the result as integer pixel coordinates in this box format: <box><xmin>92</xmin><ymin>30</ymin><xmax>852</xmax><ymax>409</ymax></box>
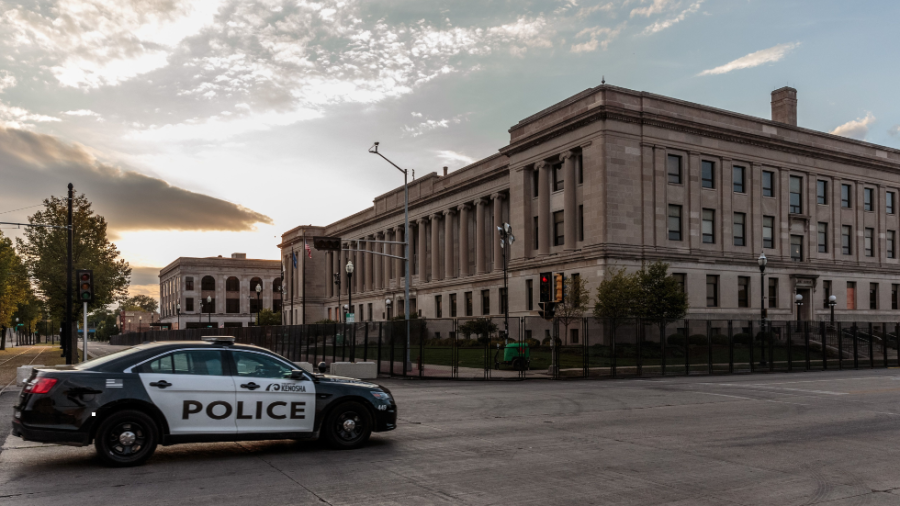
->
<box><xmin>828</xmin><ymin>295</ymin><xmax>837</xmax><ymax>326</ymax></box>
<box><xmin>255</xmin><ymin>283</ymin><xmax>262</xmax><ymax>326</ymax></box>
<box><xmin>385</xmin><ymin>299</ymin><xmax>392</xmax><ymax>320</ymax></box>
<box><xmin>207</xmin><ymin>295</ymin><xmax>212</xmax><ymax>328</ymax></box>
<box><xmin>346</xmin><ymin>261</ymin><xmax>354</xmax><ymax>321</ymax></box>
<box><xmin>758</xmin><ymin>253</ymin><xmax>768</xmax><ymax>367</ymax></box>
<box><xmin>795</xmin><ymin>293</ymin><xmax>804</xmax><ymax>324</ymax></box>
<box><xmin>333</xmin><ymin>273</ymin><xmax>341</xmax><ymax>323</ymax></box>
<box><xmin>369</xmin><ymin>142</ymin><xmax>411</xmax><ymax>372</ymax></box>
<box><xmin>176</xmin><ymin>303</ymin><xmax>181</xmax><ymax>331</ymax></box>
<box><xmin>139</xmin><ymin>316</ymin><xmax>142</xmax><ymax>333</ymax></box>
<box><xmin>497</xmin><ymin>223</ymin><xmax>515</xmax><ymax>343</ymax></box>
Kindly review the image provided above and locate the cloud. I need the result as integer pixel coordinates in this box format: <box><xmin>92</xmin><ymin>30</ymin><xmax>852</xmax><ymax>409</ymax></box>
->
<box><xmin>643</xmin><ymin>0</ymin><xmax>703</xmax><ymax>34</ymax></box>
<box><xmin>698</xmin><ymin>42</ymin><xmax>801</xmax><ymax>76</ymax></box>
<box><xmin>63</xmin><ymin>110</ymin><xmax>100</xmax><ymax>117</ymax></box>
<box><xmin>130</xmin><ymin>266</ymin><xmax>162</xmax><ymax>286</ymax></box>
<box><xmin>402</xmin><ymin>114</ymin><xmax>466</xmax><ymax>138</ymax></box>
<box><xmin>571</xmin><ymin>25</ymin><xmax>624</xmax><ymax>52</ymax></box>
<box><xmin>0</xmin><ymin>101</ymin><xmax>60</xmax><ymax>129</ymax></box>
<box><xmin>127</xmin><ymin>107</ymin><xmax>322</xmax><ymax>142</ymax></box>
<box><xmin>0</xmin><ymin>71</ymin><xmax>16</xmax><ymax>93</ymax></box>
<box><xmin>889</xmin><ymin>125</ymin><xmax>900</xmax><ymax>137</ymax></box>
<box><xmin>0</xmin><ymin>126</ymin><xmax>272</xmax><ymax>232</ymax></box>
<box><xmin>830</xmin><ymin>113</ymin><xmax>876</xmax><ymax>140</ymax></box>
<box><xmin>631</xmin><ymin>0</ymin><xmax>676</xmax><ymax>17</ymax></box>
<box><xmin>437</xmin><ymin>150</ymin><xmax>475</xmax><ymax>165</ymax></box>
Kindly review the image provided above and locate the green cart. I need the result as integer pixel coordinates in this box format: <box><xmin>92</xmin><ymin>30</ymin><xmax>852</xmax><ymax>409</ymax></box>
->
<box><xmin>494</xmin><ymin>342</ymin><xmax>530</xmax><ymax>371</ymax></box>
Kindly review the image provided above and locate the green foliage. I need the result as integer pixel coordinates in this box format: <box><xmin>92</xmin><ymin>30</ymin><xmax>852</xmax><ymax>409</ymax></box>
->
<box><xmin>92</xmin><ymin>309</ymin><xmax>119</xmax><ymax>341</ymax></box>
<box><xmin>556</xmin><ymin>275</ymin><xmax>590</xmax><ymax>329</ymax></box>
<box><xmin>0</xmin><ymin>231</ymin><xmax>31</xmax><ymax>349</ymax></box>
<box><xmin>119</xmin><ymin>295</ymin><xmax>158</xmax><ymax>313</ymax></box>
<box><xmin>633</xmin><ymin>261</ymin><xmax>688</xmax><ymax>322</ymax></box>
<box><xmin>257</xmin><ymin>309</ymin><xmax>282</xmax><ymax>326</ymax></box>
<box><xmin>458</xmin><ymin>318</ymin><xmax>498</xmax><ymax>343</ymax></box>
<box><xmin>16</xmin><ymin>193</ymin><xmax>131</xmax><ymax>324</ymax></box>
<box><xmin>593</xmin><ymin>267</ymin><xmax>640</xmax><ymax>322</ymax></box>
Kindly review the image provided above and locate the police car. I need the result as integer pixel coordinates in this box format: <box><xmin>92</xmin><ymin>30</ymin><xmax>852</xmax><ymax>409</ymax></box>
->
<box><xmin>12</xmin><ymin>337</ymin><xmax>397</xmax><ymax>467</ymax></box>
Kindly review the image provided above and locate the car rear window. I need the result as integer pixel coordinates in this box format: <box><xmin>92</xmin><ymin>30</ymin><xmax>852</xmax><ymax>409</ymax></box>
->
<box><xmin>75</xmin><ymin>347</ymin><xmax>145</xmax><ymax>371</ymax></box>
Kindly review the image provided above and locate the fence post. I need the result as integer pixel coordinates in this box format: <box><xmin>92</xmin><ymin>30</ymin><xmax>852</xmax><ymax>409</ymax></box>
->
<box><xmin>882</xmin><ymin>323</ymin><xmax>889</xmax><ymax>368</ymax></box>
<box><xmin>749</xmin><ymin>320</ymin><xmax>755</xmax><ymax>373</ymax></box>
<box><xmin>728</xmin><ymin>320</ymin><xmax>734</xmax><ymax>374</ymax></box>
<box><xmin>787</xmin><ymin>323</ymin><xmax>793</xmax><ymax>372</ymax></box>
<box><xmin>637</xmin><ymin>319</ymin><xmax>643</xmax><ymax>377</ymax></box>
<box><xmin>852</xmin><ymin>323</ymin><xmax>859</xmax><ymax>370</ymax></box>
<box><xmin>896</xmin><ymin>323</ymin><xmax>900</xmax><ymax>368</ymax></box>
<box><xmin>419</xmin><ymin>320</ymin><xmax>424</xmax><ymax>378</ymax></box>
<box><xmin>804</xmin><ymin>321</ymin><xmax>810</xmax><ymax>371</ymax></box>
<box><xmin>582</xmin><ymin>318</ymin><xmax>588</xmax><ymax>379</ymax></box>
<box><xmin>610</xmin><ymin>321</ymin><xmax>617</xmax><ymax>378</ymax></box>
<box><xmin>660</xmin><ymin>322</ymin><xmax>667</xmax><ymax>376</ymax></box>
<box><xmin>706</xmin><ymin>320</ymin><xmax>712</xmax><ymax>375</ymax></box>
<box><xmin>377</xmin><ymin>323</ymin><xmax>382</xmax><ymax>376</ymax></box>
<box><xmin>868</xmin><ymin>322</ymin><xmax>874</xmax><ymax>369</ymax></box>
<box><xmin>685</xmin><ymin>320</ymin><xmax>690</xmax><ymax>376</ymax></box>
<box><xmin>820</xmin><ymin>321</ymin><xmax>827</xmax><ymax>370</ymax></box>
<box><xmin>837</xmin><ymin>322</ymin><xmax>844</xmax><ymax>370</ymax></box>
<box><xmin>768</xmin><ymin>323</ymin><xmax>775</xmax><ymax>372</ymax></box>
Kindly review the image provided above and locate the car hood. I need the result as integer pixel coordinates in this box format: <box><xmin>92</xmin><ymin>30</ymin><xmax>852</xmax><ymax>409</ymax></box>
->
<box><xmin>316</xmin><ymin>374</ymin><xmax>381</xmax><ymax>389</ymax></box>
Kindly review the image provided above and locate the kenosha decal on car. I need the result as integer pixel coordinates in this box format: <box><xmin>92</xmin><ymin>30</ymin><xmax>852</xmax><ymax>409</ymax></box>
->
<box><xmin>12</xmin><ymin>337</ymin><xmax>397</xmax><ymax>467</ymax></box>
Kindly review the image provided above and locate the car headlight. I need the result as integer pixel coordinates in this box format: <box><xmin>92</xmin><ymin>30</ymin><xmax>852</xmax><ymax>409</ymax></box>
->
<box><xmin>370</xmin><ymin>391</ymin><xmax>392</xmax><ymax>402</ymax></box>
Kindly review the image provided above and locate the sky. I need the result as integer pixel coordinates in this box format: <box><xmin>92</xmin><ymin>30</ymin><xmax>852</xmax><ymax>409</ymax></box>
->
<box><xmin>1</xmin><ymin>0</ymin><xmax>899</xmax><ymax>301</ymax></box>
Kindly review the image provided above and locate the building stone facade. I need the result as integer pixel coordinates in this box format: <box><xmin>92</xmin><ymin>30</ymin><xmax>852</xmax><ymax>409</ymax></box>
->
<box><xmin>159</xmin><ymin>253</ymin><xmax>282</xmax><ymax>329</ymax></box>
<box><xmin>281</xmin><ymin>85</ymin><xmax>900</xmax><ymax>331</ymax></box>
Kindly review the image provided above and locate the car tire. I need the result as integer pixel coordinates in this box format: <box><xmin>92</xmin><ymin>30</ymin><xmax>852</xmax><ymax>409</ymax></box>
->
<box><xmin>94</xmin><ymin>409</ymin><xmax>159</xmax><ymax>467</ymax></box>
<box><xmin>322</xmin><ymin>401</ymin><xmax>373</xmax><ymax>450</ymax></box>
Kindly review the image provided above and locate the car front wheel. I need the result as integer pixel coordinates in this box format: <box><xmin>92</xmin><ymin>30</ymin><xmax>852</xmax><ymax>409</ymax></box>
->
<box><xmin>322</xmin><ymin>401</ymin><xmax>373</xmax><ymax>450</ymax></box>
<box><xmin>94</xmin><ymin>409</ymin><xmax>158</xmax><ymax>467</ymax></box>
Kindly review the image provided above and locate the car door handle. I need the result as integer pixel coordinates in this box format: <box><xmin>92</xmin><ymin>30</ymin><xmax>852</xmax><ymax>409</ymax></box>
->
<box><xmin>149</xmin><ymin>380</ymin><xmax>172</xmax><ymax>389</ymax></box>
<box><xmin>240</xmin><ymin>382</ymin><xmax>260</xmax><ymax>390</ymax></box>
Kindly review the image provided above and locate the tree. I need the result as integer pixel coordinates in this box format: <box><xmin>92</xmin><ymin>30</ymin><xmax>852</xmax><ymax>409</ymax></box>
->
<box><xmin>257</xmin><ymin>309</ymin><xmax>282</xmax><ymax>326</ymax></box>
<box><xmin>458</xmin><ymin>318</ymin><xmax>498</xmax><ymax>344</ymax></box>
<box><xmin>555</xmin><ymin>275</ymin><xmax>590</xmax><ymax>344</ymax></box>
<box><xmin>16</xmin><ymin>193</ymin><xmax>131</xmax><ymax>333</ymax></box>
<box><xmin>0</xmin><ymin>231</ymin><xmax>30</xmax><ymax>350</ymax></box>
<box><xmin>119</xmin><ymin>295</ymin><xmax>158</xmax><ymax>313</ymax></box>
<box><xmin>633</xmin><ymin>261</ymin><xmax>688</xmax><ymax>323</ymax></box>
<box><xmin>592</xmin><ymin>266</ymin><xmax>640</xmax><ymax>343</ymax></box>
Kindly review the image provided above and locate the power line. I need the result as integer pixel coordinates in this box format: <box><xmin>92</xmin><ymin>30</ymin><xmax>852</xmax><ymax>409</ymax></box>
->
<box><xmin>0</xmin><ymin>203</ymin><xmax>45</xmax><ymax>215</ymax></box>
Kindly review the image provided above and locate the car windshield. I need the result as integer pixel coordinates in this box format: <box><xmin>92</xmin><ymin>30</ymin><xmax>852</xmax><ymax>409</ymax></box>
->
<box><xmin>75</xmin><ymin>346</ymin><xmax>145</xmax><ymax>371</ymax></box>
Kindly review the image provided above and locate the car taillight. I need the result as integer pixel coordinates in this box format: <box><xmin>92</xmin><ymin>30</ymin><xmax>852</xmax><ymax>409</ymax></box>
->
<box><xmin>25</xmin><ymin>378</ymin><xmax>58</xmax><ymax>394</ymax></box>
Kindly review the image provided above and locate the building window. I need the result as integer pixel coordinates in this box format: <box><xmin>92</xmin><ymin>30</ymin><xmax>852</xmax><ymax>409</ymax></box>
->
<box><xmin>450</xmin><ymin>293</ymin><xmax>457</xmax><ymax>317</ymax></box>
<box><xmin>667</xmin><ymin>154</ymin><xmax>682</xmax><ymax>184</ymax></box>
<box><xmin>465</xmin><ymin>292</ymin><xmax>473</xmax><ymax>316</ymax></box>
<box><xmin>577</xmin><ymin>154</ymin><xmax>583</xmax><ymax>184</ymax></box>
<box><xmin>553</xmin><ymin>211</ymin><xmax>564</xmax><ymax>246</ymax></box>
<box><xmin>701</xmin><ymin>160</ymin><xmax>715</xmax><ymax>189</ymax></box>
<box><xmin>823</xmin><ymin>280</ymin><xmax>832</xmax><ymax>308</ymax></box>
<box><xmin>763</xmin><ymin>216</ymin><xmax>774</xmax><ymax>249</ymax></box>
<box><xmin>870</xmin><ymin>283</ymin><xmax>878</xmax><ymax>310</ymax></box>
<box><xmin>668</xmin><ymin>205</ymin><xmax>682</xmax><ymax>241</ymax></box>
<box><xmin>847</xmin><ymin>282</ymin><xmax>856</xmax><ymax>310</ymax></box>
<box><xmin>738</xmin><ymin>276</ymin><xmax>750</xmax><ymax>308</ymax></box>
<box><xmin>410</xmin><ymin>298</ymin><xmax>417</xmax><ymax>315</ymax></box>
<box><xmin>673</xmin><ymin>273</ymin><xmax>686</xmax><ymax>293</ymax></box>
<box><xmin>368</xmin><ymin>303</ymin><xmax>373</xmax><ymax>322</ymax></box>
<box><xmin>185</xmin><ymin>277</ymin><xmax>194</xmax><ymax>291</ymax></box>
<box><xmin>273</xmin><ymin>299</ymin><xmax>282</xmax><ymax>313</ymax></box>
<box><xmin>815</xmin><ymin>223</ymin><xmax>827</xmax><ymax>253</ymax></box>
<box><xmin>733</xmin><ymin>166</ymin><xmax>745</xmax><ymax>193</ymax></box>
<box><xmin>553</xmin><ymin>163</ymin><xmax>564</xmax><ymax>192</ymax></box>
<box><xmin>865</xmin><ymin>228</ymin><xmax>874</xmax><ymax>257</ymax></box>
<box><xmin>817</xmin><ymin>180</ymin><xmax>828</xmax><ymax>205</ymax></box>
<box><xmin>842</xmin><ymin>225</ymin><xmax>852</xmax><ymax>255</ymax></box>
<box><xmin>570</xmin><ymin>328</ymin><xmax>579</xmax><ymax>344</ymax></box>
<box><xmin>481</xmin><ymin>290</ymin><xmax>490</xmax><ymax>316</ymax></box>
<box><xmin>226</xmin><ymin>298</ymin><xmax>240</xmax><ymax>313</ymax></box>
<box><xmin>841</xmin><ymin>184</ymin><xmax>852</xmax><ymax>208</ymax></box>
<box><xmin>201</xmin><ymin>276</ymin><xmax>215</xmax><ymax>291</ymax></box>
<box><xmin>762</xmin><ymin>171</ymin><xmax>775</xmax><ymax>197</ymax></box>
<box><xmin>435</xmin><ymin>295</ymin><xmax>442</xmax><ymax>318</ymax></box>
<box><xmin>889</xmin><ymin>231</ymin><xmax>896</xmax><ymax>259</ymax></box>
<box><xmin>768</xmin><ymin>278</ymin><xmax>778</xmax><ymax>308</ymax></box>
<box><xmin>702</xmin><ymin>209</ymin><xmax>715</xmax><ymax>244</ymax></box>
<box><xmin>225</xmin><ymin>276</ymin><xmax>239</xmax><ymax>292</ymax></box>
<box><xmin>533</xmin><ymin>216</ymin><xmax>539</xmax><ymax>250</ymax></box>
<box><xmin>790</xmin><ymin>235</ymin><xmax>803</xmax><ymax>262</ymax></box>
<box><xmin>249</xmin><ymin>297</ymin><xmax>261</xmax><ymax>314</ymax></box>
<box><xmin>526</xmin><ymin>280</ymin><xmax>534</xmax><ymax>311</ymax></box>
<box><xmin>706</xmin><ymin>276</ymin><xmax>718</xmax><ymax>307</ymax></box>
<box><xmin>203</xmin><ymin>298</ymin><xmax>216</xmax><ymax>313</ymax></box>
<box><xmin>789</xmin><ymin>176</ymin><xmax>802</xmax><ymax>214</ymax></box>
<box><xmin>864</xmin><ymin>188</ymin><xmax>874</xmax><ymax>212</ymax></box>
<box><xmin>500</xmin><ymin>288</ymin><xmax>507</xmax><ymax>315</ymax></box>
<box><xmin>532</xmin><ymin>169</ymin><xmax>539</xmax><ymax>198</ymax></box>
<box><xmin>578</xmin><ymin>205</ymin><xmax>584</xmax><ymax>241</ymax></box>
<box><xmin>186</xmin><ymin>297</ymin><xmax>194</xmax><ymax>312</ymax></box>
<box><xmin>893</xmin><ymin>284</ymin><xmax>898</xmax><ymax>310</ymax></box>
<box><xmin>888</xmin><ymin>192</ymin><xmax>895</xmax><ymax>214</ymax></box>
<box><xmin>733</xmin><ymin>212</ymin><xmax>745</xmax><ymax>246</ymax></box>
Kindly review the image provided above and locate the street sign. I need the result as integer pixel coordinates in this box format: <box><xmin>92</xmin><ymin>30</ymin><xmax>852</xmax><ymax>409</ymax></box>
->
<box><xmin>345</xmin><ymin>312</ymin><xmax>355</xmax><ymax>323</ymax></box>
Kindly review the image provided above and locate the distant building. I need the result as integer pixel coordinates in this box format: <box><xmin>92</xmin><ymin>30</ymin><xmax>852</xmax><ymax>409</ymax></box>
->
<box><xmin>158</xmin><ymin>253</ymin><xmax>282</xmax><ymax>329</ymax></box>
<box><xmin>118</xmin><ymin>311</ymin><xmax>159</xmax><ymax>333</ymax></box>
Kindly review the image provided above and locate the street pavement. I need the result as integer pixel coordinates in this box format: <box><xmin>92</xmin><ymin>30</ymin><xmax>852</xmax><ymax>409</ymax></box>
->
<box><xmin>4</xmin><ymin>369</ymin><xmax>900</xmax><ymax>505</ymax></box>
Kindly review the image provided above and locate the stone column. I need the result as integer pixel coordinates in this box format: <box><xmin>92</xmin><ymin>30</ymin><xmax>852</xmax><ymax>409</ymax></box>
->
<box><xmin>537</xmin><ymin>161</ymin><xmax>551</xmax><ymax>255</ymax></box>
<box><xmin>395</xmin><ymin>226</ymin><xmax>403</xmax><ymax>285</ymax></box>
<box><xmin>341</xmin><ymin>245</ymin><xmax>349</xmax><ymax>296</ymax></box>
<box><xmin>444</xmin><ymin>209</ymin><xmax>455</xmax><ymax>279</ymax></box>
<box><xmin>430</xmin><ymin>213</ymin><xmax>442</xmax><ymax>281</ymax></box>
<box><xmin>458</xmin><ymin>204</ymin><xmax>470</xmax><ymax>277</ymax></box>
<box><xmin>375</xmin><ymin>232</ymin><xmax>384</xmax><ymax>290</ymax></box>
<box><xmin>417</xmin><ymin>218</ymin><xmax>427</xmax><ymax>281</ymax></box>
<box><xmin>354</xmin><ymin>242</ymin><xmax>361</xmax><ymax>294</ymax></box>
<box><xmin>475</xmin><ymin>198</ymin><xmax>487</xmax><ymax>274</ymax></box>
<box><xmin>492</xmin><ymin>193</ymin><xmax>505</xmax><ymax>271</ymax></box>
<box><xmin>326</xmin><ymin>251</ymin><xmax>333</xmax><ymax>298</ymax></box>
<box><xmin>561</xmin><ymin>151</ymin><xmax>577</xmax><ymax>251</ymax></box>
<box><xmin>366</xmin><ymin>236</ymin><xmax>374</xmax><ymax>292</ymax></box>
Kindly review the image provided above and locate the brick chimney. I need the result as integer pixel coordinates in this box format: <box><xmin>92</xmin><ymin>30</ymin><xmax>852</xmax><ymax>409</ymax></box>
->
<box><xmin>443</xmin><ymin>166</ymin><xmax>448</xmax><ymax>176</ymax></box>
<box><xmin>771</xmin><ymin>87</ymin><xmax>797</xmax><ymax>126</ymax></box>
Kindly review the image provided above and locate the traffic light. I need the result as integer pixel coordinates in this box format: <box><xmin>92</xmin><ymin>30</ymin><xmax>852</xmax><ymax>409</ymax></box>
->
<box><xmin>553</xmin><ymin>273</ymin><xmax>565</xmax><ymax>303</ymax></box>
<box><xmin>538</xmin><ymin>302</ymin><xmax>556</xmax><ymax>320</ymax></box>
<box><xmin>77</xmin><ymin>269</ymin><xmax>94</xmax><ymax>303</ymax></box>
<box><xmin>539</xmin><ymin>272</ymin><xmax>551</xmax><ymax>302</ymax></box>
<box><xmin>313</xmin><ymin>236</ymin><xmax>342</xmax><ymax>251</ymax></box>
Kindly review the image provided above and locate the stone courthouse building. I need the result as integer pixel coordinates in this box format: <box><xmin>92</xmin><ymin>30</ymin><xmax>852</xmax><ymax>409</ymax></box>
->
<box><xmin>280</xmin><ymin>84</ymin><xmax>900</xmax><ymax>326</ymax></box>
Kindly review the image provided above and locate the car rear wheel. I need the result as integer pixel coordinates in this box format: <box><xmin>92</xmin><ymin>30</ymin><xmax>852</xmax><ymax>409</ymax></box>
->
<box><xmin>94</xmin><ymin>410</ymin><xmax>158</xmax><ymax>467</ymax></box>
<box><xmin>322</xmin><ymin>401</ymin><xmax>372</xmax><ymax>450</ymax></box>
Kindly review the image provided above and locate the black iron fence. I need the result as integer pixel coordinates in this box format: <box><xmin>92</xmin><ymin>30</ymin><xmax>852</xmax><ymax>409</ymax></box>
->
<box><xmin>109</xmin><ymin>318</ymin><xmax>900</xmax><ymax>380</ymax></box>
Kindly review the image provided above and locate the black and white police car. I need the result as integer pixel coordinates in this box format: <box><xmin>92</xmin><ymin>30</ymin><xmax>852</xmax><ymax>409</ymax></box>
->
<box><xmin>12</xmin><ymin>337</ymin><xmax>397</xmax><ymax>467</ymax></box>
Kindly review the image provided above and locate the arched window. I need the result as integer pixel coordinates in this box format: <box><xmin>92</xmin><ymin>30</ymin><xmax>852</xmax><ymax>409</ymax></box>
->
<box><xmin>201</xmin><ymin>276</ymin><xmax>216</xmax><ymax>291</ymax></box>
<box><xmin>272</xmin><ymin>278</ymin><xmax>282</xmax><ymax>293</ymax></box>
<box><xmin>225</xmin><ymin>276</ymin><xmax>240</xmax><ymax>292</ymax></box>
<box><xmin>250</xmin><ymin>277</ymin><xmax>263</xmax><ymax>293</ymax></box>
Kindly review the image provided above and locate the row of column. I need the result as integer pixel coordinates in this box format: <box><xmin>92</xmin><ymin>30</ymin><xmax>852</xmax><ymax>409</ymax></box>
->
<box><xmin>325</xmin><ymin>193</ymin><xmax>507</xmax><ymax>297</ymax></box>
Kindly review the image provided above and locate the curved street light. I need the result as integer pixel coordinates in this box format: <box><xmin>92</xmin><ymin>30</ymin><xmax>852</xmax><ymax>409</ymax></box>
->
<box><xmin>346</xmin><ymin>260</ymin><xmax>354</xmax><ymax>322</ymax></box>
<box><xmin>828</xmin><ymin>294</ymin><xmax>837</xmax><ymax>326</ymax></box>
<box><xmin>255</xmin><ymin>283</ymin><xmax>262</xmax><ymax>326</ymax></box>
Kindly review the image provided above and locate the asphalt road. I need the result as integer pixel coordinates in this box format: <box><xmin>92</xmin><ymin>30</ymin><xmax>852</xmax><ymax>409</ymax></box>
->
<box><xmin>4</xmin><ymin>369</ymin><xmax>900</xmax><ymax>505</ymax></box>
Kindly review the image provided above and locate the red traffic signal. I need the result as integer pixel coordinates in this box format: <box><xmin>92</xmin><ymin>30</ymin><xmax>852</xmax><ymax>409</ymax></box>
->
<box><xmin>539</xmin><ymin>272</ymin><xmax>551</xmax><ymax>303</ymax></box>
<box><xmin>76</xmin><ymin>269</ymin><xmax>94</xmax><ymax>304</ymax></box>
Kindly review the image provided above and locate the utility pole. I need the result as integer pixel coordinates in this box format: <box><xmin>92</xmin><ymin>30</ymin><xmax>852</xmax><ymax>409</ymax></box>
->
<box><xmin>66</xmin><ymin>183</ymin><xmax>74</xmax><ymax>364</ymax></box>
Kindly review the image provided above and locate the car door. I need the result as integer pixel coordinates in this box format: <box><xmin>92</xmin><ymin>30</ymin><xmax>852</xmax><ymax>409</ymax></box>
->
<box><xmin>135</xmin><ymin>349</ymin><xmax>237</xmax><ymax>435</ymax></box>
<box><xmin>230</xmin><ymin>350</ymin><xmax>316</xmax><ymax>434</ymax></box>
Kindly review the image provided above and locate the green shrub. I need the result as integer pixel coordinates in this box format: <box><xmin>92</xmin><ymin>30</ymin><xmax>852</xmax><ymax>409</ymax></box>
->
<box><xmin>732</xmin><ymin>333</ymin><xmax>752</xmax><ymax>345</ymax></box>
<box><xmin>709</xmin><ymin>335</ymin><xmax>729</xmax><ymax>346</ymax></box>
<box><xmin>667</xmin><ymin>333</ymin><xmax>686</xmax><ymax>346</ymax></box>
<box><xmin>689</xmin><ymin>334</ymin><xmax>708</xmax><ymax>346</ymax></box>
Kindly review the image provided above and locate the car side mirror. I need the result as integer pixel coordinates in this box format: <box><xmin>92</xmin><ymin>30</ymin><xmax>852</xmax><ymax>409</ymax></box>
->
<box><xmin>290</xmin><ymin>369</ymin><xmax>305</xmax><ymax>380</ymax></box>
<box><xmin>318</xmin><ymin>362</ymin><xmax>327</xmax><ymax>373</ymax></box>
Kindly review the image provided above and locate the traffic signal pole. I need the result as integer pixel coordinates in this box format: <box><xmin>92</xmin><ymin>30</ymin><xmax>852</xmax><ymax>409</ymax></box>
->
<box><xmin>83</xmin><ymin>302</ymin><xmax>88</xmax><ymax>362</ymax></box>
<box><xmin>66</xmin><ymin>183</ymin><xmax>74</xmax><ymax>364</ymax></box>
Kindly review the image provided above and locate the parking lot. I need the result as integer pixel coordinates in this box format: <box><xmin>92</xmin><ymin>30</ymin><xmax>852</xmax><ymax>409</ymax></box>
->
<box><xmin>3</xmin><ymin>369</ymin><xmax>900</xmax><ymax>505</ymax></box>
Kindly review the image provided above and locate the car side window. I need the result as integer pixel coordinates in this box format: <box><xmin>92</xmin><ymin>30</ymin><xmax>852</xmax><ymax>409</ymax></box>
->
<box><xmin>137</xmin><ymin>351</ymin><xmax>224</xmax><ymax>376</ymax></box>
<box><xmin>232</xmin><ymin>352</ymin><xmax>294</xmax><ymax>379</ymax></box>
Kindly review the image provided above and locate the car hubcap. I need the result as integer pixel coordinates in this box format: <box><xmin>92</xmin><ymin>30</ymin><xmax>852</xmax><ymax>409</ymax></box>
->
<box><xmin>108</xmin><ymin>422</ymin><xmax>146</xmax><ymax>457</ymax></box>
<box><xmin>342</xmin><ymin>419</ymin><xmax>356</xmax><ymax>432</ymax></box>
<box><xmin>119</xmin><ymin>431</ymin><xmax>136</xmax><ymax>446</ymax></box>
<box><xmin>336</xmin><ymin>411</ymin><xmax>363</xmax><ymax>441</ymax></box>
